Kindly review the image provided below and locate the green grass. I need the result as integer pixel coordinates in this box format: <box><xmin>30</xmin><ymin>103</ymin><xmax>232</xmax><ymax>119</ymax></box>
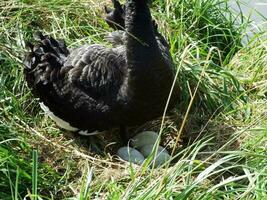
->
<box><xmin>0</xmin><ymin>0</ymin><xmax>267</xmax><ymax>199</ymax></box>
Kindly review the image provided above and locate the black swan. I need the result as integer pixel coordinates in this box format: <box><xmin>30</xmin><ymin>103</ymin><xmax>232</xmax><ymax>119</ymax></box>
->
<box><xmin>23</xmin><ymin>0</ymin><xmax>179</xmax><ymax>139</ymax></box>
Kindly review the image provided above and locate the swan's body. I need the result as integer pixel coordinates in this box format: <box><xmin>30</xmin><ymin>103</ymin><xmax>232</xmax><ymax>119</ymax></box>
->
<box><xmin>24</xmin><ymin>0</ymin><xmax>179</xmax><ymax>136</ymax></box>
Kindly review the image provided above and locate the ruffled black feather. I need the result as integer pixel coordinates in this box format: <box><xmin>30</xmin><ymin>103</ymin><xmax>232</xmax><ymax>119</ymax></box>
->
<box><xmin>23</xmin><ymin>0</ymin><xmax>179</xmax><ymax>134</ymax></box>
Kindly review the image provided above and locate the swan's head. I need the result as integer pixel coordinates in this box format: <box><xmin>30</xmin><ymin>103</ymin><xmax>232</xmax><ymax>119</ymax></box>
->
<box><xmin>104</xmin><ymin>0</ymin><xmax>125</xmax><ymax>30</ymax></box>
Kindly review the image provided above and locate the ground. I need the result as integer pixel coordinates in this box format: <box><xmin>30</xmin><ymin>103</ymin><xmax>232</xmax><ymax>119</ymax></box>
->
<box><xmin>0</xmin><ymin>0</ymin><xmax>267</xmax><ymax>199</ymax></box>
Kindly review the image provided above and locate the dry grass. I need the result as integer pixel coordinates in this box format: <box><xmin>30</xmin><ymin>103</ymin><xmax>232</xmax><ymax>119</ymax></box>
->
<box><xmin>1</xmin><ymin>0</ymin><xmax>267</xmax><ymax>199</ymax></box>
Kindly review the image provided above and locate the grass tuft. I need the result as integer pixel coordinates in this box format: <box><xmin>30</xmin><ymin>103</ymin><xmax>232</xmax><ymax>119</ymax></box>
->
<box><xmin>0</xmin><ymin>0</ymin><xmax>267</xmax><ymax>199</ymax></box>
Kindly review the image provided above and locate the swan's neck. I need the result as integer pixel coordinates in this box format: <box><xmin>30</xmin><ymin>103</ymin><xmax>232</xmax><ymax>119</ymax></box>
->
<box><xmin>122</xmin><ymin>0</ymin><xmax>170</xmax><ymax>101</ymax></box>
<box><xmin>125</xmin><ymin>0</ymin><xmax>161</xmax><ymax>70</ymax></box>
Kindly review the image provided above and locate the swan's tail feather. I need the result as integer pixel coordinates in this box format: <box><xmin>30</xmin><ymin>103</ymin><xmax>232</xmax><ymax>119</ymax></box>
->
<box><xmin>23</xmin><ymin>32</ymin><xmax>69</xmax><ymax>88</ymax></box>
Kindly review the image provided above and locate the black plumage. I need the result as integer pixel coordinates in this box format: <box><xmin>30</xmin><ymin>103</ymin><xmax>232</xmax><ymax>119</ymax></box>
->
<box><xmin>23</xmin><ymin>0</ymin><xmax>179</xmax><ymax>136</ymax></box>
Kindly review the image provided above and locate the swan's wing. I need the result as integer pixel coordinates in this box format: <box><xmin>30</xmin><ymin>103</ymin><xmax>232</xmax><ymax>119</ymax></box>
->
<box><xmin>24</xmin><ymin>34</ymin><xmax>127</xmax><ymax>131</ymax></box>
<box><xmin>105</xmin><ymin>30</ymin><xmax>126</xmax><ymax>46</ymax></box>
<box><xmin>63</xmin><ymin>44</ymin><xmax>126</xmax><ymax>100</ymax></box>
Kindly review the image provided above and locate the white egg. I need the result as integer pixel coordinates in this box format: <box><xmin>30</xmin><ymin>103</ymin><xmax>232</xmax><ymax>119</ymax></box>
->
<box><xmin>152</xmin><ymin>152</ymin><xmax>171</xmax><ymax>167</ymax></box>
<box><xmin>139</xmin><ymin>144</ymin><xmax>171</xmax><ymax>167</ymax></box>
<box><xmin>117</xmin><ymin>147</ymin><xmax>145</xmax><ymax>165</ymax></box>
<box><xmin>140</xmin><ymin>145</ymin><xmax>169</xmax><ymax>158</ymax></box>
<box><xmin>131</xmin><ymin>131</ymin><xmax>159</xmax><ymax>149</ymax></box>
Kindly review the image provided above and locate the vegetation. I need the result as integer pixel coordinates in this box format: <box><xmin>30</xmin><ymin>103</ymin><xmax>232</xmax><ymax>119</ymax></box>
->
<box><xmin>0</xmin><ymin>0</ymin><xmax>266</xmax><ymax>199</ymax></box>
